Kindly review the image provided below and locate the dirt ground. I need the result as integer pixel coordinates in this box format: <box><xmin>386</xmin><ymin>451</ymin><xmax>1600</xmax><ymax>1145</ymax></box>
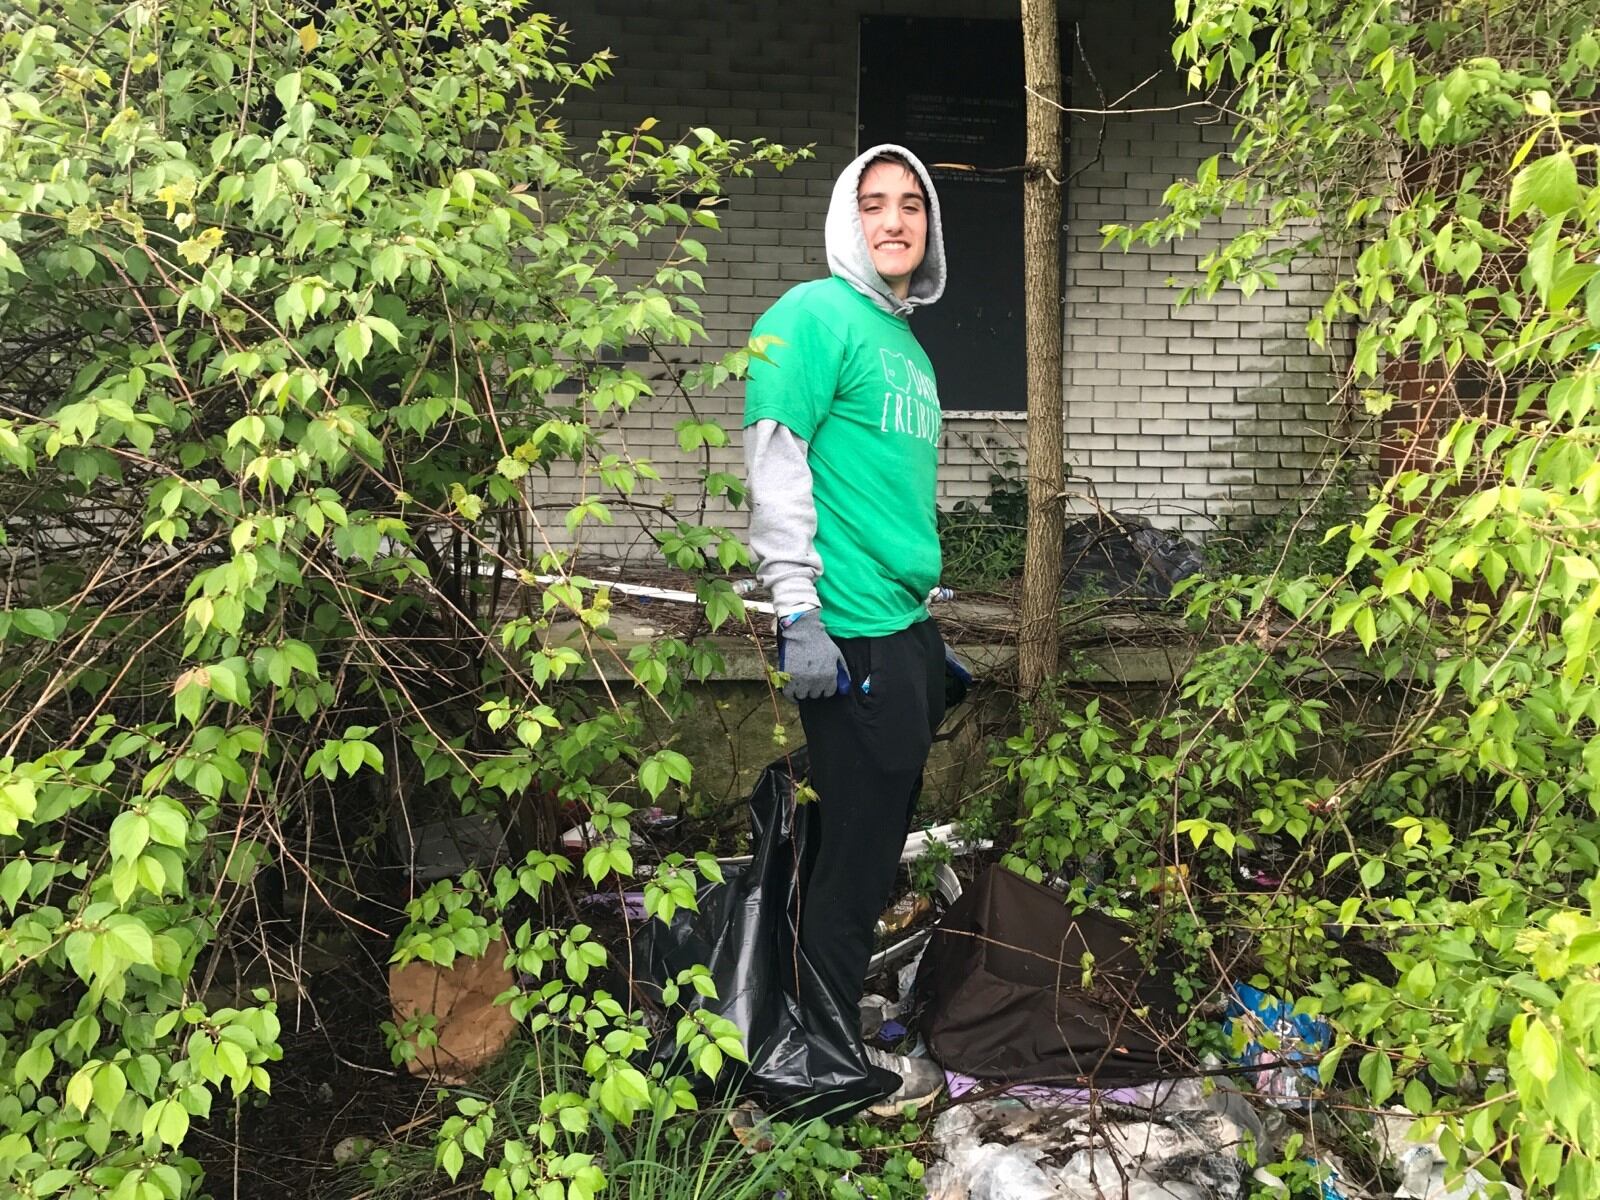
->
<box><xmin>193</xmin><ymin>945</ymin><xmax>435</xmax><ymax>1199</ymax></box>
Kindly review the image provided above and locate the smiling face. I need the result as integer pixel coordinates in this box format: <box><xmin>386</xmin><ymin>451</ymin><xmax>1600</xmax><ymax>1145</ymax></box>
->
<box><xmin>857</xmin><ymin>159</ymin><xmax>928</xmax><ymax>299</ymax></box>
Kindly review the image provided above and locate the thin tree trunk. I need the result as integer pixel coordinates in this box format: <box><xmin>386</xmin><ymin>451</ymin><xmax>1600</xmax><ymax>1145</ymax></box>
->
<box><xmin>1017</xmin><ymin>0</ymin><xmax>1065</xmax><ymax>697</ymax></box>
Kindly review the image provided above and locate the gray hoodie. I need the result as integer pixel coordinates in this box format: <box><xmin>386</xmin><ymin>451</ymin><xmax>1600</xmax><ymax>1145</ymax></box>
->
<box><xmin>825</xmin><ymin>143</ymin><xmax>947</xmax><ymax>317</ymax></box>
<box><xmin>745</xmin><ymin>145</ymin><xmax>945</xmax><ymax>615</ymax></box>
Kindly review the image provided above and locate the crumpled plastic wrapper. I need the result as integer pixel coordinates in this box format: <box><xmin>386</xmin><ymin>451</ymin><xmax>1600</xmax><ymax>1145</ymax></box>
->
<box><xmin>923</xmin><ymin>1097</ymin><xmax>1253</xmax><ymax>1200</ymax></box>
<box><xmin>1375</xmin><ymin>1109</ymin><xmax>1523</xmax><ymax>1200</ymax></box>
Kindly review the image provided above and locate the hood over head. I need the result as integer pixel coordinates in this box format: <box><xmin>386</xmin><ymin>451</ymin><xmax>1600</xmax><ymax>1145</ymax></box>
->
<box><xmin>825</xmin><ymin>143</ymin><xmax>946</xmax><ymax>317</ymax></box>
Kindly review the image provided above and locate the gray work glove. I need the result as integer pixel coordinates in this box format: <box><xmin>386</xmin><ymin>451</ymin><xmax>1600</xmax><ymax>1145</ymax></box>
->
<box><xmin>777</xmin><ymin>610</ymin><xmax>849</xmax><ymax>701</ymax></box>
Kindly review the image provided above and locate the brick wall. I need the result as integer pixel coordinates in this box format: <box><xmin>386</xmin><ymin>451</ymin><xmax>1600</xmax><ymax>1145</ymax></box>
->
<box><xmin>539</xmin><ymin>0</ymin><xmax>1349</xmax><ymax>558</ymax></box>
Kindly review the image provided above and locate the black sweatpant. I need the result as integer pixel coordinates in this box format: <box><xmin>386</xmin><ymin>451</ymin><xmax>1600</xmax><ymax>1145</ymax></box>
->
<box><xmin>794</xmin><ymin>617</ymin><xmax>946</xmax><ymax>1090</ymax></box>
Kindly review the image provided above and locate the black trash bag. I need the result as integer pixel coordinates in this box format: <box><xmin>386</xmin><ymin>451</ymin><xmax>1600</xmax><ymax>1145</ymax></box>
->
<box><xmin>1061</xmin><ymin>511</ymin><xmax>1205</xmax><ymax>601</ymax></box>
<box><xmin>636</xmin><ymin>749</ymin><xmax>887</xmax><ymax>1120</ymax></box>
<box><xmin>916</xmin><ymin>865</ymin><xmax>1192</xmax><ymax>1087</ymax></box>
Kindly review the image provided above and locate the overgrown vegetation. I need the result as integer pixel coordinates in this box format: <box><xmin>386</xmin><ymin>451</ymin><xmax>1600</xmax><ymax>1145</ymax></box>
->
<box><xmin>936</xmin><ymin>463</ymin><xmax>1028</xmax><ymax>591</ymax></box>
<box><xmin>11</xmin><ymin>0</ymin><xmax>1600</xmax><ymax>1197</ymax></box>
<box><xmin>343</xmin><ymin>1032</ymin><xmax>929</xmax><ymax>1200</ymax></box>
<box><xmin>1060</xmin><ymin>0</ymin><xmax>1600</xmax><ymax>1194</ymax></box>
<box><xmin>1203</xmin><ymin>459</ymin><xmax>1370</xmax><ymax>579</ymax></box>
<box><xmin>0</xmin><ymin>1</ymin><xmax>802</xmax><ymax>1196</ymax></box>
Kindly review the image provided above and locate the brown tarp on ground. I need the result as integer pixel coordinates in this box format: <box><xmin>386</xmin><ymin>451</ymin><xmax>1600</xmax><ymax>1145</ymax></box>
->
<box><xmin>916</xmin><ymin>865</ymin><xmax>1192</xmax><ymax>1086</ymax></box>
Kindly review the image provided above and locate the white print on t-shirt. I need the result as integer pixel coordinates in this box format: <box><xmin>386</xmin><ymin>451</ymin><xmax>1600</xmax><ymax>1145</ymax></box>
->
<box><xmin>877</xmin><ymin>349</ymin><xmax>941</xmax><ymax>446</ymax></box>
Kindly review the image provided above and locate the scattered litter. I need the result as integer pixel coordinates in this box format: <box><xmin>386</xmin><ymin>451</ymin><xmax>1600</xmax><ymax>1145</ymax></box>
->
<box><xmin>1237</xmin><ymin>862</ymin><xmax>1284</xmax><ymax>889</ymax></box>
<box><xmin>531</xmin><ymin>572</ymin><xmax>776</xmax><ymax>616</ymax></box>
<box><xmin>1298</xmin><ymin>1153</ymin><xmax>1364</xmax><ymax>1200</ymax></box>
<box><xmin>924</xmin><ymin>1098</ymin><xmax>1253</xmax><ymax>1200</ymax></box>
<box><xmin>712</xmin><ymin>821</ymin><xmax>987</xmax><ymax>873</ymax></box>
<box><xmin>581</xmin><ymin>891</ymin><xmax>648</xmax><ymax>921</ymax></box>
<box><xmin>1376</xmin><ymin>1109</ymin><xmax>1523</xmax><ymax>1200</ymax></box>
<box><xmin>900</xmin><ymin>822</ymin><xmax>992</xmax><ymax>863</ymax></box>
<box><xmin>861</xmin><ymin>943</ymin><xmax>929</xmax><ymax>1048</ymax></box>
<box><xmin>859</xmin><ymin>993</ymin><xmax>895</xmax><ymax>1041</ymax></box>
<box><xmin>867</xmin><ymin>865</ymin><xmax>960</xmax><ymax>976</ymax></box>
<box><xmin>1234</xmin><ymin>842</ymin><xmax>1294</xmax><ymax>891</ymax></box>
<box><xmin>332</xmin><ymin>1135</ymin><xmax>372</xmax><ymax>1165</ymax></box>
<box><xmin>876</xmin><ymin>891</ymin><xmax>932</xmax><ymax>937</ymax></box>
<box><xmin>726</xmin><ymin>1101</ymin><xmax>776</xmax><ymax>1153</ymax></box>
<box><xmin>559</xmin><ymin>806</ymin><xmax>675</xmax><ymax>856</ymax></box>
<box><xmin>943</xmin><ymin>1074</ymin><xmax>1212</xmax><ymax>1109</ymax></box>
<box><xmin>1060</xmin><ymin>511</ymin><xmax>1205</xmax><ymax>602</ymax></box>
<box><xmin>894</xmin><ymin>944</ymin><xmax>926</xmax><ymax>1007</ymax></box>
<box><xmin>387</xmin><ymin>936</ymin><xmax>518</xmax><ymax>1084</ymax></box>
<box><xmin>400</xmin><ymin>814</ymin><xmax>509</xmax><ymax>883</ymax></box>
<box><xmin>874</xmin><ymin>1019</ymin><xmax>909</xmax><ymax>1046</ymax></box>
<box><xmin>1224</xmin><ymin>985</ymin><xmax>1330</xmax><ymax>1107</ymax></box>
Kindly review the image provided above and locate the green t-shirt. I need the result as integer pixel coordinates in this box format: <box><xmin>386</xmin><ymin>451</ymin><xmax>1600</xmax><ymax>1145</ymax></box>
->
<box><xmin>744</xmin><ymin>276</ymin><xmax>942</xmax><ymax>638</ymax></box>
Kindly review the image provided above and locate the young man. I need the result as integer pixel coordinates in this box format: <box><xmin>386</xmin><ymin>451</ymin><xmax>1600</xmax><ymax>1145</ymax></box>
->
<box><xmin>742</xmin><ymin>145</ymin><xmax>950</xmax><ymax>1115</ymax></box>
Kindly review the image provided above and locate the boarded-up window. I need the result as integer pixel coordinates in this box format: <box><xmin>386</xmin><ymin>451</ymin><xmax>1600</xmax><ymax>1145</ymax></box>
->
<box><xmin>859</xmin><ymin>16</ymin><xmax>1058</xmax><ymax>414</ymax></box>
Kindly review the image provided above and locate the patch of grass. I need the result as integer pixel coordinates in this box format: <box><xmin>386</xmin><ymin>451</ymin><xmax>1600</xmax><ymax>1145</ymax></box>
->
<box><xmin>340</xmin><ymin>1029</ymin><xmax>933</xmax><ymax>1200</ymax></box>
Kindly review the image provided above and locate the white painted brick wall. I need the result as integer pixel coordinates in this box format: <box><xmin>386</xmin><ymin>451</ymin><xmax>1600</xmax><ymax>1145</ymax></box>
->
<box><xmin>530</xmin><ymin>0</ymin><xmax>1348</xmax><ymax>558</ymax></box>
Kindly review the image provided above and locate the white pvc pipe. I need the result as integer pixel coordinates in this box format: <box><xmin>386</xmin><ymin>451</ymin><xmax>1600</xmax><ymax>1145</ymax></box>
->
<box><xmin>530</xmin><ymin>574</ymin><xmax>952</xmax><ymax>619</ymax></box>
<box><xmin>532</xmin><ymin>574</ymin><xmax>776</xmax><ymax>616</ymax></box>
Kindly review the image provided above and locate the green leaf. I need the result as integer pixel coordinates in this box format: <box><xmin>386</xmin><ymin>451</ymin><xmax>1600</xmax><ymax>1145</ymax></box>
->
<box><xmin>173</xmin><ymin>678</ymin><xmax>205</xmax><ymax>725</ymax></box>
<box><xmin>11</xmin><ymin>608</ymin><xmax>65</xmax><ymax>640</ymax></box>
<box><xmin>156</xmin><ymin>1097</ymin><xmax>191</xmax><ymax>1146</ymax></box>
<box><xmin>1527</xmin><ymin>217</ymin><xmax>1561</xmax><ymax>301</ymax></box>
<box><xmin>441</xmin><ymin>1138</ymin><xmax>464</xmax><ymax>1180</ymax></box>
<box><xmin>66</xmin><ymin>1067</ymin><xmax>95</xmax><ymax>1115</ymax></box>
<box><xmin>335</xmin><ymin>320</ymin><xmax>374</xmax><ymax>369</ymax></box>
<box><xmin>1523</xmin><ymin>1018</ymin><xmax>1558</xmax><ymax>1083</ymax></box>
<box><xmin>102</xmin><ymin>917</ymin><xmax>155</xmax><ymax>965</ymax></box>
<box><xmin>0</xmin><ymin>778</ymin><xmax>39</xmax><ymax>836</ymax></box>
<box><xmin>1359</xmin><ymin>1049</ymin><xmax>1395</xmax><ymax>1104</ymax></box>
<box><xmin>16</xmin><ymin>1042</ymin><xmax>53</xmax><ymax>1087</ymax></box>
<box><xmin>251</xmin><ymin>163</ymin><xmax>279</xmax><ymax>216</ymax></box>
<box><xmin>92</xmin><ymin>1063</ymin><xmax>127</xmax><ymax>1117</ymax></box>
<box><xmin>274</xmin><ymin>70</ymin><xmax>302</xmax><ymax>109</ymax></box>
<box><xmin>0</xmin><ymin>858</ymin><xmax>29</xmax><ymax>911</ymax></box>
<box><xmin>1352</xmin><ymin>606</ymin><xmax>1377</xmax><ymax>651</ymax></box>
<box><xmin>371</xmin><ymin>243</ymin><xmax>404</xmax><ymax>284</ymax></box>
<box><xmin>109</xmin><ymin>811</ymin><xmax>151</xmax><ymax>861</ymax></box>
<box><xmin>338</xmin><ymin>740</ymin><xmax>365</xmax><ymax>776</ymax></box>
<box><xmin>364</xmin><ymin>315</ymin><xmax>400</xmax><ymax>350</ymax></box>
<box><xmin>1509</xmin><ymin>152</ymin><xmax>1581</xmax><ymax>219</ymax></box>
<box><xmin>639</xmin><ymin>758</ymin><xmax>667</xmax><ymax>800</ymax></box>
<box><xmin>1402</xmin><ymin>1076</ymin><xmax>1433</xmax><ymax>1115</ymax></box>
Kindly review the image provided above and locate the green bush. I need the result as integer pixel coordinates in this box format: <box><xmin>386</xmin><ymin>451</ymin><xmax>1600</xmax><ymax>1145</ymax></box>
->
<box><xmin>1063</xmin><ymin>0</ymin><xmax>1600</xmax><ymax>1193</ymax></box>
<box><xmin>0</xmin><ymin>1</ymin><xmax>798</xmax><ymax>1196</ymax></box>
<box><xmin>937</xmin><ymin>464</ymin><xmax>1027</xmax><ymax>591</ymax></box>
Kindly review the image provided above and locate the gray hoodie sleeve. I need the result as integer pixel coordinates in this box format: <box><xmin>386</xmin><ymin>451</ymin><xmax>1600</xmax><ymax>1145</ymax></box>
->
<box><xmin>744</xmin><ymin>419</ymin><xmax>822</xmax><ymax>614</ymax></box>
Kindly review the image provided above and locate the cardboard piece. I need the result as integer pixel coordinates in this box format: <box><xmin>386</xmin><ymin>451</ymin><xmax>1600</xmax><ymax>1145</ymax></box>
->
<box><xmin>388</xmin><ymin>937</ymin><xmax>518</xmax><ymax>1083</ymax></box>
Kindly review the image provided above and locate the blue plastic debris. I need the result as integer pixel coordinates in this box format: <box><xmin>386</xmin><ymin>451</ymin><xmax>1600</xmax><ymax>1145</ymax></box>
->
<box><xmin>1224</xmin><ymin>984</ymin><xmax>1331</xmax><ymax>1107</ymax></box>
<box><xmin>873</xmin><ymin>1019</ymin><xmax>908</xmax><ymax>1047</ymax></box>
